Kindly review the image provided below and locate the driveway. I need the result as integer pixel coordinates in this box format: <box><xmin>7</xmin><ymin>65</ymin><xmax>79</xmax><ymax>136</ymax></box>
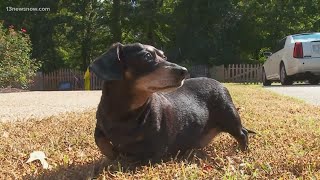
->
<box><xmin>2</xmin><ymin>85</ymin><xmax>319</xmax><ymax>122</ymax></box>
<box><xmin>0</xmin><ymin>91</ymin><xmax>101</xmax><ymax>122</ymax></box>
<box><xmin>263</xmin><ymin>84</ymin><xmax>320</xmax><ymax>106</ymax></box>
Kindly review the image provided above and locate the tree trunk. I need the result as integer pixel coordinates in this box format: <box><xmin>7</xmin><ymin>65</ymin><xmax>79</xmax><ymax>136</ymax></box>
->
<box><xmin>111</xmin><ymin>0</ymin><xmax>122</xmax><ymax>42</ymax></box>
<box><xmin>81</xmin><ymin>26</ymin><xmax>92</xmax><ymax>71</ymax></box>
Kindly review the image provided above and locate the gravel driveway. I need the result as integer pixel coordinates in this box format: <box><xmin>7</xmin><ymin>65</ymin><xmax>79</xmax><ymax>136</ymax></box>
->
<box><xmin>0</xmin><ymin>91</ymin><xmax>101</xmax><ymax>122</ymax></box>
<box><xmin>263</xmin><ymin>84</ymin><xmax>320</xmax><ymax>106</ymax></box>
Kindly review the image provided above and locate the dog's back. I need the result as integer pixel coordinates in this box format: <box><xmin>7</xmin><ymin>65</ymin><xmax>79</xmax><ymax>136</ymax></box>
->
<box><xmin>162</xmin><ymin>77</ymin><xmax>237</xmax><ymax>151</ymax></box>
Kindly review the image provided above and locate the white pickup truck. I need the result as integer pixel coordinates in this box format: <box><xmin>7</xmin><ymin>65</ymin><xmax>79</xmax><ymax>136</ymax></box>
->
<box><xmin>262</xmin><ymin>33</ymin><xmax>320</xmax><ymax>86</ymax></box>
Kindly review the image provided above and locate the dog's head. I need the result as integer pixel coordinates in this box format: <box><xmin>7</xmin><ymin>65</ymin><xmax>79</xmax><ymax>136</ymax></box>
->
<box><xmin>90</xmin><ymin>43</ymin><xmax>188</xmax><ymax>92</ymax></box>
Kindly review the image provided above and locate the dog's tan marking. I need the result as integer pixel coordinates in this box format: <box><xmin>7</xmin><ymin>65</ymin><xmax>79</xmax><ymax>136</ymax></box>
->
<box><xmin>124</xmin><ymin>70</ymin><xmax>134</xmax><ymax>80</ymax></box>
<box><xmin>135</xmin><ymin>134</ymin><xmax>144</xmax><ymax>141</ymax></box>
<box><xmin>127</xmin><ymin>90</ymin><xmax>151</xmax><ymax>111</ymax></box>
<box><xmin>199</xmin><ymin>128</ymin><xmax>220</xmax><ymax>148</ymax></box>
<box><xmin>135</xmin><ymin>66</ymin><xmax>182</xmax><ymax>93</ymax></box>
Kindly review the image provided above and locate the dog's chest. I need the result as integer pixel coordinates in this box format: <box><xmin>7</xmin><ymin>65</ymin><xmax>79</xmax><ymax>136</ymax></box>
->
<box><xmin>106</xmin><ymin>106</ymin><xmax>161</xmax><ymax>146</ymax></box>
<box><xmin>100</xmin><ymin>94</ymin><xmax>182</xmax><ymax>158</ymax></box>
<box><xmin>107</xmin><ymin>120</ymin><xmax>150</xmax><ymax>145</ymax></box>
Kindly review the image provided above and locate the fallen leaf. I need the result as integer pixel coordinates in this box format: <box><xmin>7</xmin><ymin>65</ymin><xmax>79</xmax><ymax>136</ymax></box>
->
<box><xmin>202</xmin><ymin>163</ymin><xmax>214</xmax><ymax>172</ymax></box>
<box><xmin>26</xmin><ymin>151</ymin><xmax>49</xmax><ymax>169</ymax></box>
<box><xmin>2</xmin><ymin>131</ymin><xmax>9</xmax><ymax>138</ymax></box>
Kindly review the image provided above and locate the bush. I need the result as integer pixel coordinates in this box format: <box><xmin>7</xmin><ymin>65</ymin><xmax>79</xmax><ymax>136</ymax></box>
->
<box><xmin>0</xmin><ymin>23</ymin><xmax>40</xmax><ymax>89</ymax></box>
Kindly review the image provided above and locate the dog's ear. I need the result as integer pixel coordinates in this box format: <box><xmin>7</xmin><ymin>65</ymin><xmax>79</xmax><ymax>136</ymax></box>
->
<box><xmin>90</xmin><ymin>43</ymin><xmax>124</xmax><ymax>80</ymax></box>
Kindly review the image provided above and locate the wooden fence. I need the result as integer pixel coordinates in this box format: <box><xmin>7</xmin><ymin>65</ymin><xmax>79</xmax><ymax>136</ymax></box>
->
<box><xmin>42</xmin><ymin>69</ymin><xmax>82</xmax><ymax>90</ymax></box>
<box><xmin>90</xmin><ymin>73</ymin><xmax>104</xmax><ymax>90</ymax></box>
<box><xmin>33</xmin><ymin>69</ymin><xmax>103</xmax><ymax>91</ymax></box>
<box><xmin>189</xmin><ymin>65</ymin><xmax>209</xmax><ymax>78</ymax></box>
<box><xmin>31</xmin><ymin>64</ymin><xmax>263</xmax><ymax>90</ymax></box>
<box><xmin>224</xmin><ymin>64</ymin><xmax>262</xmax><ymax>83</ymax></box>
<box><xmin>188</xmin><ymin>64</ymin><xmax>262</xmax><ymax>83</ymax></box>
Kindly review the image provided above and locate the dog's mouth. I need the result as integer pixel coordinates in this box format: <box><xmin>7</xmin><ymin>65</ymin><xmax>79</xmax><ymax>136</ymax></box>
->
<box><xmin>149</xmin><ymin>85</ymin><xmax>179</xmax><ymax>91</ymax></box>
<box><xmin>149</xmin><ymin>79</ymin><xmax>185</xmax><ymax>91</ymax></box>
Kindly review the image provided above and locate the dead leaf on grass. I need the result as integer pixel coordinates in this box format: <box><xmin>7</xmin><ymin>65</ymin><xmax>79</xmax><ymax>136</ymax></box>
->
<box><xmin>2</xmin><ymin>131</ymin><xmax>9</xmax><ymax>138</ymax></box>
<box><xmin>26</xmin><ymin>151</ymin><xmax>50</xmax><ymax>169</ymax></box>
<box><xmin>202</xmin><ymin>163</ymin><xmax>214</xmax><ymax>172</ymax></box>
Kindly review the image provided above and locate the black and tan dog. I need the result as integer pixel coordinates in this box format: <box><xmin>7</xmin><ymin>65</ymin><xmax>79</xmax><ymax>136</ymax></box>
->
<box><xmin>90</xmin><ymin>43</ymin><xmax>254</xmax><ymax>161</ymax></box>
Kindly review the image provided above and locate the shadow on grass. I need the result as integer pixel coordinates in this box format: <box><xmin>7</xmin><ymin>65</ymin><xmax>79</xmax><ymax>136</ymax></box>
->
<box><xmin>22</xmin><ymin>147</ymin><xmax>236</xmax><ymax>180</ymax></box>
<box><xmin>23</xmin><ymin>158</ymin><xmax>106</xmax><ymax>180</ymax></box>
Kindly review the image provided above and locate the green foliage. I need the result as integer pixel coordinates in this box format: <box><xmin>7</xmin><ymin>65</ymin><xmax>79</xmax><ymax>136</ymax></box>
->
<box><xmin>235</xmin><ymin>0</ymin><xmax>320</xmax><ymax>62</ymax></box>
<box><xmin>0</xmin><ymin>23</ymin><xmax>40</xmax><ymax>88</ymax></box>
<box><xmin>1</xmin><ymin>0</ymin><xmax>319</xmax><ymax>72</ymax></box>
<box><xmin>172</xmin><ymin>0</ymin><xmax>242</xmax><ymax>65</ymax></box>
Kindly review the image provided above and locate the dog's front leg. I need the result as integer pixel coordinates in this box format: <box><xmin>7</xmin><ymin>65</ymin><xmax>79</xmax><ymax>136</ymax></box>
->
<box><xmin>94</xmin><ymin>126</ymin><xmax>118</xmax><ymax>159</ymax></box>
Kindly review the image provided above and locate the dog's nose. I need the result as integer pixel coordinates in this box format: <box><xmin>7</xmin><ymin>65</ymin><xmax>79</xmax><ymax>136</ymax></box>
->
<box><xmin>179</xmin><ymin>67</ymin><xmax>188</xmax><ymax>77</ymax></box>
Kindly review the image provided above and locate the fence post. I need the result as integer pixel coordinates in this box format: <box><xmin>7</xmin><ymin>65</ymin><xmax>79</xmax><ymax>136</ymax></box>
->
<box><xmin>229</xmin><ymin>64</ymin><xmax>234</xmax><ymax>81</ymax></box>
<box><xmin>249</xmin><ymin>64</ymin><xmax>254</xmax><ymax>83</ymax></box>
<box><xmin>224</xmin><ymin>65</ymin><xmax>228</xmax><ymax>82</ymax></box>
<box><xmin>229</xmin><ymin>64</ymin><xmax>232</xmax><ymax>82</ymax></box>
<box><xmin>254</xmin><ymin>64</ymin><xmax>258</xmax><ymax>83</ymax></box>
<box><xmin>246</xmin><ymin>64</ymin><xmax>249</xmax><ymax>83</ymax></box>
<box><xmin>259</xmin><ymin>64</ymin><xmax>262</xmax><ymax>82</ymax></box>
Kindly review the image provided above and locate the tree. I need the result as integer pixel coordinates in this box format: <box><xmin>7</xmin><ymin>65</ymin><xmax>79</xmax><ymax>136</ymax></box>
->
<box><xmin>171</xmin><ymin>0</ymin><xmax>242</xmax><ymax>65</ymax></box>
<box><xmin>53</xmin><ymin>0</ymin><xmax>112</xmax><ymax>71</ymax></box>
<box><xmin>235</xmin><ymin>0</ymin><xmax>320</xmax><ymax>63</ymax></box>
<box><xmin>0</xmin><ymin>0</ymin><xmax>60</xmax><ymax>72</ymax></box>
<box><xmin>1</xmin><ymin>0</ymin><xmax>319</xmax><ymax>73</ymax></box>
<box><xmin>0</xmin><ymin>23</ymin><xmax>40</xmax><ymax>88</ymax></box>
<box><xmin>111</xmin><ymin>0</ymin><xmax>122</xmax><ymax>42</ymax></box>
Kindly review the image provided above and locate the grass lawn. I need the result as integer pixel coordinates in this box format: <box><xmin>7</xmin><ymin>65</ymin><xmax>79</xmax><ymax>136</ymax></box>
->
<box><xmin>1</xmin><ymin>84</ymin><xmax>320</xmax><ymax>179</ymax></box>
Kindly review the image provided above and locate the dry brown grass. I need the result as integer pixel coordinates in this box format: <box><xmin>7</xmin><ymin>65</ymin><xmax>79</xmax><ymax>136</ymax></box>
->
<box><xmin>1</xmin><ymin>84</ymin><xmax>320</xmax><ymax>179</ymax></box>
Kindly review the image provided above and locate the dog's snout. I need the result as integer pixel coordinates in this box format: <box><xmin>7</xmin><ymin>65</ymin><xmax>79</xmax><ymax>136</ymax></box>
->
<box><xmin>178</xmin><ymin>67</ymin><xmax>188</xmax><ymax>77</ymax></box>
<box><xmin>163</xmin><ymin>63</ymin><xmax>189</xmax><ymax>78</ymax></box>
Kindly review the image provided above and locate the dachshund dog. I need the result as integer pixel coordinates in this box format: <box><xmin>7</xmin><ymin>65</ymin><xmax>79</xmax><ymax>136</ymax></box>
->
<box><xmin>90</xmin><ymin>43</ymin><xmax>254</xmax><ymax>161</ymax></box>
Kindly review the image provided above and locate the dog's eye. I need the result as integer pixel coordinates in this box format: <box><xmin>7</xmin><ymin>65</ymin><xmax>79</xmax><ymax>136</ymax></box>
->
<box><xmin>144</xmin><ymin>53</ymin><xmax>153</xmax><ymax>62</ymax></box>
<box><xmin>163</xmin><ymin>56</ymin><xmax>167</xmax><ymax>60</ymax></box>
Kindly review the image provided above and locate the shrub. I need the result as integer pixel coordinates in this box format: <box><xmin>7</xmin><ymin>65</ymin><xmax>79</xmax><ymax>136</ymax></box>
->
<box><xmin>0</xmin><ymin>23</ymin><xmax>40</xmax><ymax>89</ymax></box>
